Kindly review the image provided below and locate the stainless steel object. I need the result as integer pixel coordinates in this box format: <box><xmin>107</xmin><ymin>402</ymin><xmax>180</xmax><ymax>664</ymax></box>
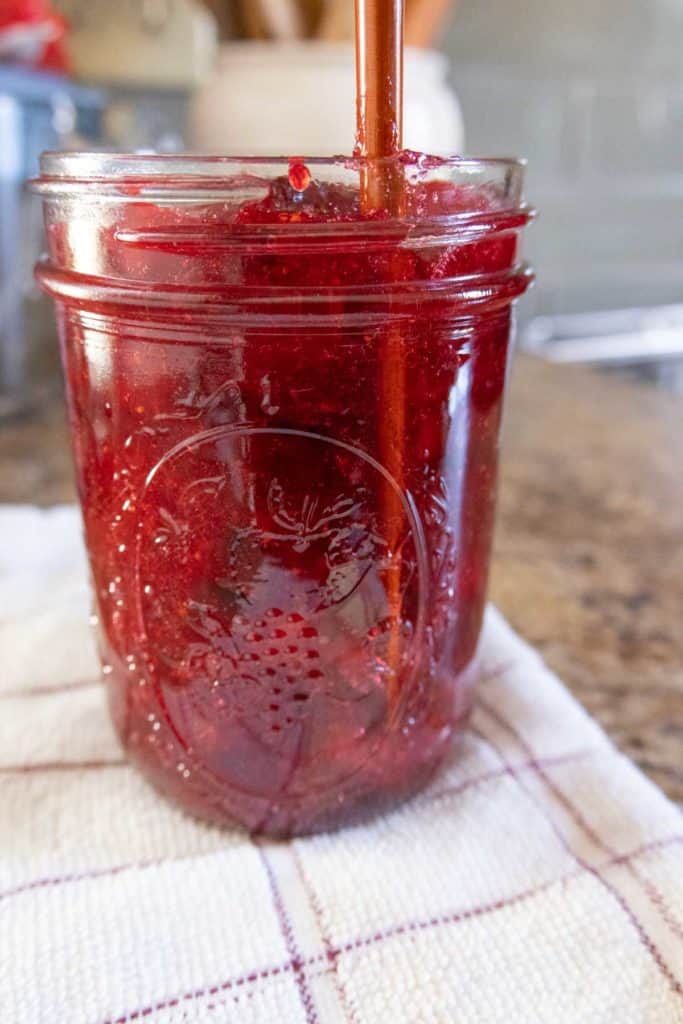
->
<box><xmin>0</xmin><ymin>67</ymin><xmax>104</xmax><ymax>417</ymax></box>
<box><xmin>523</xmin><ymin>305</ymin><xmax>683</xmax><ymax>392</ymax></box>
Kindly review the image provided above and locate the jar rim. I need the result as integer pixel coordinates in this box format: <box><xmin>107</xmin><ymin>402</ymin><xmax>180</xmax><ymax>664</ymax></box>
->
<box><xmin>33</xmin><ymin>151</ymin><xmax>527</xmax><ymax>206</ymax></box>
<box><xmin>34</xmin><ymin>150</ymin><xmax>534</xmax><ymax>317</ymax></box>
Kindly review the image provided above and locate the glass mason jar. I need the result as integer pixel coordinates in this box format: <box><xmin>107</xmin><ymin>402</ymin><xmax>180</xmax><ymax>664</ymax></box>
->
<box><xmin>34</xmin><ymin>153</ymin><xmax>533</xmax><ymax>836</ymax></box>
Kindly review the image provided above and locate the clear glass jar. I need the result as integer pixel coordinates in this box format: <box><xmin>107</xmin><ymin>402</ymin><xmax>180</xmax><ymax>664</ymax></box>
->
<box><xmin>34</xmin><ymin>153</ymin><xmax>533</xmax><ymax>836</ymax></box>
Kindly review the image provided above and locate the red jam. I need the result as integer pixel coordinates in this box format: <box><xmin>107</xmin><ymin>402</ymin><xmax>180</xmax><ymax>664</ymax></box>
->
<box><xmin>39</xmin><ymin>155</ymin><xmax>531</xmax><ymax>835</ymax></box>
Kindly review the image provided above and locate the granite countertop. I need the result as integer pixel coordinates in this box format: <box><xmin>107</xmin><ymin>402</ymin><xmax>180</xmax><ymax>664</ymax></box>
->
<box><xmin>2</xmin><ymin>354</ymin><xmax>681</xmax><ymax>803</ymax></box>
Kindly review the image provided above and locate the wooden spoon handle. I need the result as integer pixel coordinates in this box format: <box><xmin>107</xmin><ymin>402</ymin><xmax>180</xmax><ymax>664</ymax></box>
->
<box><xmin>259</xmin><ymin>0</ymin><xmax>305</xmax><ymax>39</ymax></box>
<box><xmin>237</xmin><ymin>0</ymin><xmax>269</xmax><ymax>38</ymax></box>
<box><xmin>318</xmin><ymin>0</ymin><xmax>356</xmax><ymax>41</ymax></box>
<box><xmin>406</xmin><ymin>0</ymin><xmax>456</xmax><ymax>48</ymax></box>
<box><xmin>299</xmin><ymin>0</ymin><xmax>325</xmax><ymax>37</ymax></box>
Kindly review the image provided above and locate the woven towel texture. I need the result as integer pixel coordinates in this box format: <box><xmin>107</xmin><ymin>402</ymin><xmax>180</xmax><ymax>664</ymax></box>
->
<box><xmin>1</xmin><ymin>506</ymin><xmax>682</xmax><ymax>1024</ymax></box>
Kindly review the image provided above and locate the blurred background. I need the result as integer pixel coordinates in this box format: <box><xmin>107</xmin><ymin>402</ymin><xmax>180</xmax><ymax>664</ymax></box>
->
<box><xmin>1</xmin><ymin>0</ymin><xmax>683</xmax><ymax>418</ymax></box>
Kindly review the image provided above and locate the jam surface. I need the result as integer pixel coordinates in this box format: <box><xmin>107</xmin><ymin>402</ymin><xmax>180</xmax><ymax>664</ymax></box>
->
<box><xmin>47</xmin><ymin>159</ymin><xmax>528</xmax><ymax>835</ymax></box>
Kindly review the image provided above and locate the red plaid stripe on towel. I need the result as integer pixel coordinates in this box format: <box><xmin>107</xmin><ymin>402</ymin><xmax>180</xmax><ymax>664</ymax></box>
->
<box><xmin>2</xmin><ymin>506</ymin><xmax>682</xmax><ymax>1023</ymax></box>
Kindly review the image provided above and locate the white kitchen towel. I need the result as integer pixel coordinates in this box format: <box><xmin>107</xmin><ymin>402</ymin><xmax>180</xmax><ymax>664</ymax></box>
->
<box><xmin>1</xmin><ymin>505</ymin><xmax>682</xmax><ymax>1024</ymax></box>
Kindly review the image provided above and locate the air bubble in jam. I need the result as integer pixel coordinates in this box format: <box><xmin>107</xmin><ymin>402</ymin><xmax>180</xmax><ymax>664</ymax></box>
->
<box><xmin>42</xmin><ymin>154</ymin><xmax>532</xmax><ymax>837</ymax></box>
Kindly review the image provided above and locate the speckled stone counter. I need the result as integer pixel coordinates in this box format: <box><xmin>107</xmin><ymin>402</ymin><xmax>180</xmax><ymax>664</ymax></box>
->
<box><xmin>2</xmin><ymin>355</ymin><xmax>681</xmax><ymax>803</ymax></box>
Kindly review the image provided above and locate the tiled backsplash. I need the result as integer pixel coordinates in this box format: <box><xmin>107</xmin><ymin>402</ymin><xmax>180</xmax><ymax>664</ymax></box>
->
<box><xmin>444</xmin><ymin>0</ymin><xmax>683</xmax><ymax>320</ymax></box>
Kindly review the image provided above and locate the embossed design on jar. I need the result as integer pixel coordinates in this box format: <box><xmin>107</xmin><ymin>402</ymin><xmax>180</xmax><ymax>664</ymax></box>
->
<box><xmin>133</xmin><ymin>426</ymin><xmax>428</xmax><ymax>798</ymax></box>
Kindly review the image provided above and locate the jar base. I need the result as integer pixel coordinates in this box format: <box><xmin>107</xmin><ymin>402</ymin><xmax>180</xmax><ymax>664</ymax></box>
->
<box><xmin>117</xmin><ymin>708</ymin><xmax>471</xmax><ymax>839</ymax></box>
